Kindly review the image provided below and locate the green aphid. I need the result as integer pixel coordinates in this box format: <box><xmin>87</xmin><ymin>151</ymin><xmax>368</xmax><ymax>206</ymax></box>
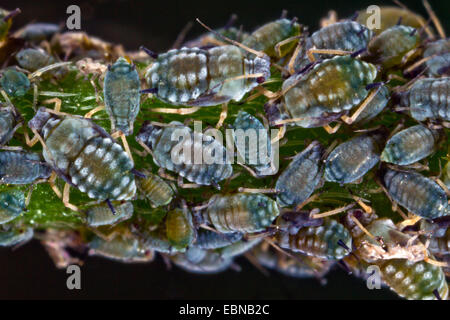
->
<box><xmin>242</xmin><ymin>17</ymin><xmax>302</xmax><ymax>59</ymax></box>
<box><xmin>0</xmin><ymin>227</ymin><xmax>33</xmax><ymax>247</ymax></box>
<box><xmin>166</xmin><ymin>207</ymin><xmax>195</xmax><ymax>250</ymax></box>
<box><xmin>0</xmin><ymin>103</ymin><xmax>22</xmax><ymax>145</ymax></box>
<box><xmin>104</xmin><ymin>57</ymin><xmax>141</xmax><ymax>136</ymax></box>
<box><xmin>137</xmin><ymin>172</ymin><xmax>174</xmax><ymax>207</ymax></box>
<box><xmin>381</xmin><ymin>125</ymin><xmax>440</xmax><ymax>166</ymax></box>
<box><xmin>200</xmin><ymin>193</ymin><xmax>280</xmax><ymax>234</ymax></box>
<box><xmin>0</xmin><ymin>68</ymin><xmax>30</xmax><ymax>97</ymax></box>
<box><xmin>0</xmin><ymin>189</ymin><xmax>26</xmax><ymax>225</ymax></box>
<box><xmin>85</xmin><ymin>201</ymin><xmax>133</xmax><ymax>227</ymax></box>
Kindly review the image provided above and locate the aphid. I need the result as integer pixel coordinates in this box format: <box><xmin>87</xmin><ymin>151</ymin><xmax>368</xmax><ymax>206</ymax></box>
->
<box><xmin>396</xmin><ymin>77</ymin><xmax>450</xmax><ymax>123</ymax></box>
<box><xmin>0</xmin><ymin>150</ymin><xmax>51</xmax><ymax>184</ymax></box>
<box><xmin>265</xmin><ymin>56</ymin><xmax>379</xmax><ymax>133</ymax></box>
<box><xmin>89</xmin><ymin>234</ymin><xmax>154</xmax><ymax>263</ymax></box>
<box><xmin>381</xmin><ymin>125</ymin><xmax>440</xmax><ymax>166</ymax></box>
<box><xmin>0</xmin><ymin>103</ymin><xmax>23</xmax><ymax>145</ymax></box>
<box><xmin>324</xmin><ymin>129</ymin><xmax>386</xmax><ymax>184</ymax></box>
<box><xmin>14</xmin><ymin>22</ymin><xmax>61</xmax><ymax>42</ymax></box>
<box><xmin>350</xmin><ymin>84</ymin><xmax>390</xmax><ymax>125</ymax></box>
<box><xmin>171</xmin><ymin>249</ymin><xmax>233</xmax><ymax>274</ymax></box>
<box><xmin>422</xmin><ymin>39</ymin><xmax>450</xmax><ymax>76</ymax></box>
<box><xmin>199</xmin><ymin>193</ymin><xmax>280</xmax><ymax>234</ymax></box>
<box><xmin>242</xmin><ymin>17</ymin><xmax>302</xmax><ymax>59</ymax></box>
<box><xmin>15</xmin><ymin>48</ymin><xmax>55</xmax><ymax>72</ymax></box>
<box><xmin>85</xmin><ymin>201</ymin><xmax>133</xmax><ymax>227</ymax></box>
<box><xmin>381</xmin><ymin>167</ymin><xmax>449</xmax><ymax>219</ymax></box>
<box><xmin>293</xmin><ymin>20</ymin><xmax>373</xmax><ymax>72</ymax></box>
<box><xmin>142</xmin><ymin>45</ymin><xmax>270</xmax><ymax>107</ymax></box>
<box><xmin>233</xmin><ymin>111</ymin><xmax>274</xmax><ymax>176</ymax></box>
<box><xmin>103</xmin><ymin>57</ymin><xmax>141</xmax><ymax>136</ymax></box>
<box><xmin>0</xmin><ymin>8</ymin><xmax>20</xmax><ymax>41</ymax></box>
<box><xmin>28</xmin><ymin>107</ymin><xmax>136</xmax><ymax>210</ymax></box>
<box><xmin>166</xmin><ymin>207</ymin><xmax>195</xmax><ymax>250</ymax></box>
<box><xmin>0</xmin><ymin>68</ymin><xmax>30</xmax><ymax>97</ymax></box>
<box><xmin>0</xmin><ymin>189</ymin><xmax>26</xmax><ymax>225</ymax></box>
<box><xmin>136</xmin><ymin>172</ymin><xmax>174</xmax><ymax>207</ymax></box>
<box><xmin>0</xmin><ymin>227</ymin><xmax>33</xmax><ymax>247</ymax></box>
<box><xmin>364</xmin><ymin>25</ymin><xmax>421</xmax><ymax>70</ymax></box>
<box><xmin>136</xmin><ymin>121</ymin><xmax>232</xmax><ymax>188</ymax></box>
<box><xmin>194</xmin><ymin>229</ymin><xmax>243</xmax><ymax>249</ymax></box>
<box><xmin>427</xmin><ymin>228</ymin><xmax>450</xmax><ymax>255</ymax></box>
<box><xmin>138</xmin><ymin>228</ymin><xmax>182</xmax><ymax>254</ymax></box>
<box><xmin>275</xmin><ymin>141</ymin><xmax>324</xmax><ymax>207</ymax></box>
<box><xmin>219</xmin><ymin>238</ymin><xmax>262</xmax><ymax>259</ymax></box>
<box><xmin>275</xmin><ymin>218</ymin><xmax>352</xmax><ymax>260</ymax></box>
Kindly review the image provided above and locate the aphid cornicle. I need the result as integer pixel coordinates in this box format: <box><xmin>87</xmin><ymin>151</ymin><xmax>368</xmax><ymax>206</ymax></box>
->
<box><xmin>324</xmin><ymin>129</ymin><xmax>386</xmax><ymax>184</ymax></box>
<box><xmin>381</xmin><ymin>125</ymin><xmax>440</xmax><ymax>166</ymax></box>
<box><xmin>381</xmin><ymin>167</ymin><xmax>449</xmax><ymax>219</ymax></box>
<box><xmin>275</xmin><ymin>218</ymin><xmax>352</xmax><ymax>260</ymax></box>
<box><xmin>0</xmin><ymin>150</ymin><xmax>51</xmax><ymax>184</ymax></box>
<box><xmin>364</xmin><ymin>25</ymin><xmax>421</xmax><ymax>70</ymax></box>
<box><xmin>89</xmin><ymin>234</ymin><xmax>154</xmax><ymax>263</ymax></box>
<box><xmin>233</xmin><ymin>111</ymin><xmax>274</xmax><ymax>176</ymax></box>
<box><xmin>396</xmin><ymin>77</ymin><xmax>450</xmax><ymax>122</ymax></box>
<box><xmin>242</xmin><ymin>18</ymin><xmax>302</xmax><ymax>59</ymax></box>
<box><xmin>166</xmin><ymin>207</ymin><xmax>195</xmax><ymax>250</ymax></box>
<box><xmin>0</xmin><ymin>227</ymin><xmax>33</xmax><ymax>247</ymax></box>
<box><xmin>0</xmin><ymin>68</ymin><xmax>30</xmax><ymax>97</ymax></box>
<box><xmin>0</xmin><ymin>190</ymin><xmax>26</xmax><ymax>225</ymax></box>
<box><xmin>293</xmin><ymin>20</ymin><xmax>373</xmax><ymax>71</ymax></box>
<box><xmin>136</xmin><ymin>172</ymin><xmax>173</xmax><ymax>207</ymax></box>
<box><xmin>275</xmin><ymin>141</ymin><xmax>324</xmax><ymax>207</ymax></box>
<box><xmin>103</xmin><ymin>57</ymin><xmax>141</xmax><ymax>136</ymax></box>
<box><xmin>200</xmin><ymin>193</ymin><xmax>280</xmax><ymax>234</ymax></box>
<box><xmin>15</xmin><ymin>48</ymin><xmax>55</xmax><ymax>72</ymax></box>
<box><xmin>266</xmin><ymin>56</ymin><xmax>378</xmax><ymax>130</ymax></box>
<box><xmin>136</xmin><ymin>121</ymin><xmax>232</xmax><ymax>187</ymax></box>
<box><xmin>0</xmin><ymin>103</ymin><xmax>22</xmax><ymax>145</ymax></box>
<box><xmin>143</xmin><ymin>45</ymin><xmax>270</xmax><ymax>106</ymax></box>
<box><xmin>85</xmin><ymin>202</ymin><xmax>133</xmax><ymax>227</ymax></box>
<box><xmin>28</xmin><ymin>108</ymin><xmax>136</xmax><ymax>202</ymax></box>
<box><xmin>193</xmin><ymin>229</ymin><xmax>243</xmax><ymax>249</ymax></box>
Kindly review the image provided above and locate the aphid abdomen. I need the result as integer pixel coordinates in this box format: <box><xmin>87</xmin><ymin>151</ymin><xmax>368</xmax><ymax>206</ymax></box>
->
<box><xmin>0</xmin><ymin>106</ymin><xmax>19</xmax><ymax>145</ymax></box>
<box><xmin>137</xmin><ymin>172</ymin><xmax>173</xmax><ymax>207</ymax></box>
<box><xmin>204</xmin><ymin>193</ymin><xmax>280</xmax><ymax>233</ymax></box>
<box><xmin>86</xmin><ymin>202</ymin><xmax>133</xmax><ymax>227</ymax></box>
<box><xmin>275</xmin><ymin>141</ymin><xmax>324</xmax><ymax>207</ymax></box>
<box><xmin>0</xmin><ymin>151</ymin><xmax>51</xmax><ymax>184</ymax></box>
<box><xmin>381</xmin><ymin>125</ymin><xmax>439</xmax><ymax>165</ymax></box>
<box><xmin>276</xmin><ymin>219</ymin><xmax>352</xmax><ymax>260</ymax></box>
<box><xmin>89</xmin><ymin>235</ymin><xmax>154</xmax><ymax>263</ymax></box>
<box><xmin>15</xmin><ymin>48</ymin><xmax>55</xmax><ymax>72</ymax></box>
<box><xmin>0</xmin><ymin>227</ymin><xmax>33</xmax><ymax>247</ymax></box>
<box><xmin>325</xmin><ymin>131</ymin><xmax>384</xmax><ymax>184</ymax></box>
<box><xmin>194</xmin><ymin>229</ymin><xmax>243</xmax><ymax>249</ymax></box>
<box><xmin>0</xmin><ymin>190</ymin><xmax>25</xmax><ymax>224</ymax></box>
<box><xmin>68</xmin><ymin>136</ymin><xmax>136</xmax><ymax>200</ymax></box>
<box><xmin>401</xmin><ymin>78</ymin><xmax>450</xmax><ymax>121</ymax></box>
<box><xmin>136</xmin><ymin>122</ymin><xmax>232</xmax><ymax>186</ymax></box>
<box><xmin>219</xmin><ymin>238</ymin><xmax>262</xmax><ymax>259</ymax></box>
<box><xmin>0</xmin><ymin>68</ymin><xmax>30</xmax><ymax>97</ymax></box>
<box><xmin>352</xmin><ymin>85</ymin><xmax>389</xmax><ymax>124</ymax></box>
<box><xmin>283</xmin><ymin>56</ymin><xmax>378</xmax><ymax>128</ymax></box>
<box><xmin>378</xmin><ymin>258</ymin><xmax>448</xmax><ymax>300</ymax></box>
<box><xmin>382</xmin><ymin>168</ymin><xmax>449</xmax><ymax>219</ymax></box>
<box><xmin>104</xmin><ymin>57</ymin><xmax>141</xmax><ymax>135</ymax></box>
<box><xmin>171</xmin><ymin>250</ymin><xmax>232</xmax><ymax>274</ymax></box>
<box><xmin>166</xmin><ymin>208</ymin><xmax>195</xmax><ymax>250</ymax></box>
<box><xmin>424</xmin><ymin>39</ymin><xmax>450</xmax><ymax>76</ymax></box>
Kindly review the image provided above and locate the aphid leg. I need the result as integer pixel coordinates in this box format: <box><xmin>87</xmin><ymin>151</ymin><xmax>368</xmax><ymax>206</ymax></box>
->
<box><xmin>237</xmin><ymin>187</ymin><xmax>278</xmax><ymax>194</ymax></box>
<box><xmin>24</xmin><ymin>129</ymin><xmax>39</xmax><ymax>147</ymax></box>
<box><xmin>136</xmin><ymin>140</ymin><xmax>155</xmax><ymax>158</ymax></box>
<box><xmin>238</xmin><ymin>163</ymin><xmax>260</xmax><ymax>179</ymax></box>
<box><xmin>0</xmin><ymin>90</ymin><xmax>13</xmax><ymax>107</ymax></box>
<box><xmin>351</xmin><ymin>195</ymin><xmax>373</xmax><ymax>214</ymax></box>
<box><xmin>30</xmin><ymin>128</ymin><xmax>56</xmax><ymax>164</ymax></box>
<box><xmin>256</xmin><ymin>87</ymin><xmax>280</xmax><ymax>100</ymax></box>
<box><xmin>397</xmin><ymin>214</ymin><xmax>422</xmax><ymax>230</ymax></box>
<box><xmin>320</xmin><ymin>10</ymin><xmax>338</xmax><ymax>27</ymax></box>
<box><xmin>62</xmin><ymin>183</ymin><xmax>80</xmax><ymax>212</ymax></box>
<box><xmin>403</xmin><ymin>56</ymin><xmax>433</xmax><ymax>75</ymax></box>
<box><xmin>32</xmin><ymin>83</ymin><xmax>38</xmax><ymax>111</ymax></box>
<box><xmin>105</xmin><ymin>199</ymin><xmax>116</xmax><ymax>215</ymax></box>
<box><xmin>177</xmin><ymin>176</ymin><xmax>201</xmax><ymax>189</ymax></box>
<box><xmin>48</xmin><ymin>171</ymin><xmax>62</xmax><ymax>199</ymax></box>
<box><xmin>171</xmin><ymin>21</ymin><xmax>194</xmax><ymax>49</ymax></box>
<box><xmin>84</xmin><ymin>105</ymin><xmax>105</xmax><ymax>118</ymax></box>
<box><xmin>274</xmin><ymin>36</ymin><xmax>301</xmax><ymax>58</ymax></box>
<box><xmin>111</xmin><ymin>130</ymin><xmax>134</xmax><ymax>164</ymax></box>
<box><xmin>271</xmin><ymin>125</ymin><xmax>286</xmax><ymax>144</ymax></box>
<box><xmin>295</xmin><ymin>193</ymin><xmax>321</xmax><ymax>211</ymax></box>
<box><xmin>307</xmin><ymin>48</ymin><xmax>353</xmax><ymax>62</ymax></box>
<box><xmin>400</xmin><ymin>47</ymin><xmax>421</xmax><ymax>66</ymax></box>
<box><xmin>29</xmin><ymin>62</ymin><xmax>72</xmax><ymax>80</ymax></box>
<box><xmin>243</xmin><ymin>252</ymin><xmax>270</xmax><ymax>276</ymax></box>
<box><xmin>310</xmin><ymin>203</ymin><xmax>355</xmax><ymax>219</ymax></box>
<box><xmin>423</xmin><ymin>0</ymin><xmax>446</xmax><ymax>39</ymax></box>
<box><xmin>157</xmin><ymin>168</ymin><xmax>177</xmax><ymax>181</ymax></box>
<box><xmin>287</xmin><ymin>41</ymin><xmax>304</xmax><ymax>75</ymax></box>
<box><xmin>25</xmin><ymin>184</ymin><xmax>35</xmax><ymax>207</ymax></box>
<box><xmin>149</xmin><ymin>106</ymin><xmax>201</xmax><ymax>115</ymax></box>
<box><xmin>323</xmin><ymin>123</ymin><xmax>341</xmax><ymax>134</ymax></box>
<box><xmin>349</xmin><ymin>214</ymin><xmax>377</xmax><ymax>241</ymax></box>
<box><xmin>43</xmin><ymin>97</ymin><xmax>62</xmax><ymax>112</ymax></box>
<box><xmin>215</xmin><ymin>102</ymin><xmax>228</xmax><ymax>129</ymax></box>
<box><xmin>341</xmin><ymin>88</ymin><xmax>379</xmax><ymax>125</ymax></box>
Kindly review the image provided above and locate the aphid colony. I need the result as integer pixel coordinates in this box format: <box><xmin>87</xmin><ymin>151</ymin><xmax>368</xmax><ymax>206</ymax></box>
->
<box><xmin>1</xmin><ymin>1</ymin><xmax>450</xmax><ymax>300</ymax></box>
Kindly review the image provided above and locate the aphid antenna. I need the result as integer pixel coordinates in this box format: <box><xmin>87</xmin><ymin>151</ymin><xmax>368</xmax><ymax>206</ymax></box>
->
<box><xmin>224</xmin><ymin>14</ymin><xmax>238</xmax><ymax>30</ymax></box>
<box><xmin>196</xmin><ymin>18</ymin><xmax>266</xmax><ymax>58</ymax></box>
<box><xmin>396</xmin><ymin>17</ymin><xmax>403</xmax><ymax>26</ymax></box>
<box><xmin>105</xmin><ymin>199</ymin><xmax>116</xmax><ymax>215</ymax></box>
<box><xmin>130</xmin><ymin>168</ymin><xmax>146</xmax><ymax>178</ymax></box>
<box><xmin>423</xmin><ymin>0</ymin><xmax>446</xmax><ymax>39</ymax></box>
<box><xmin>280</xmin><ymin>9</ymin><xmax>288</xmax><ymax>19</ymax></box>
<box><xmin>139</xmin><ymin>46</ymin><xmax>159</xmax><ymax>59</ymax></box>
<box><xmin>393</xmin><ymin>0</ymin><xmax>435</xmax><ymax>39</ymax></box>
<box><xmin>171</xmin><ymin>21</ymin><xmax>194</xmax><ymax>49</ymax></box>
<box><xmin>3</xmin><ymin>8</ymin><xmax>21</xmax><ymax>21</ymax></box>
<box><xmin>349</xmin><ymin>11</ymin><xmax>359</xmax><ymax>22</ymax></box>
<box><xmin>351</xmin><ymin>48</ymin><xmax>367</xmax><ymax>58</ymax></box>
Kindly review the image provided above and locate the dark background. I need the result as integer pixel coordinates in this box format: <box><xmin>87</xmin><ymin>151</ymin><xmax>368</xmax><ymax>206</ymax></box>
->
<box><xmin>0</xmin><ymin>0</ymin><xmax>448</xmax><ymax>300</ymax></box>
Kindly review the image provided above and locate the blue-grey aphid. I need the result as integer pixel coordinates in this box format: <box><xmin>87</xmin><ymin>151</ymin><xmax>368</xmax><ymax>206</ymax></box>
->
<box><xmin>0</xmin><ymin>190</ymin><xmax>26</xmax><ymax>225</ymax></box>
<box><xmin>0</xmin><ymin>68</ymin><xmax>30</xmax><ymax>97</ymax></box>
<box><xmin>0</xmin><ymin>104</ymin><xmax>22</xmax><ymax>145</ymax></box>
<box><xmin>104</xmin><ymin>57</ymin><xmax>141</xmax><ymax>136</ymax></box>
<box><xmin>194</xmin><ymin>229</ymin><xmax>243</xmax><ymax>249</ymax></box>
<box><xmin>0</xmin><ymin>227</ymin><xmax>33</xmax><ymax>247</ymax></box>
<box><xmin>275</xmin><ymin>141</ymin><xmax>324</xmax><ymax>207</ymax></box>
<box><xmin>86</xmin><ymin>201</ymin><xmax>134</xmax><ymax>227</ymax></box>
<box><xmin>0</xmin><ymin>150</ymin><xmax>51</xmax><ymax>184</ymax></box>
